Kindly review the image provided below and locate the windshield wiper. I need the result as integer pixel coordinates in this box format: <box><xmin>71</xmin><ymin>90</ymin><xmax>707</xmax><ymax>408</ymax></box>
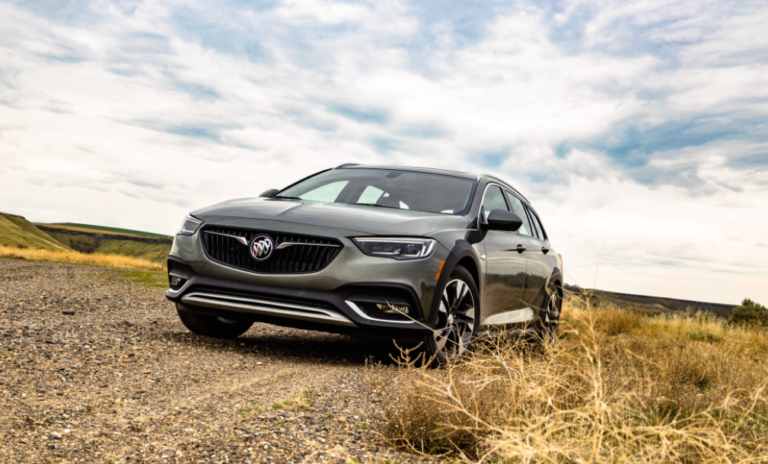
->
<box><xmin>354</xmin><ymin>203</ymin><xmax>403</xmax><ymax>210</ymax></box>
<box><xmin>272</xmin><ymin>195</ymin><xmax>302</xmax><ymax>200</ymax></box>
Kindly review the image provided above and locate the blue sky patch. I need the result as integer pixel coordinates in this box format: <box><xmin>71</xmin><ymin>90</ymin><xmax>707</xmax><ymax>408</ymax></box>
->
<box><xmin>327</xmin><ymin>104</ymin><xmax>389</xmax><ymax>125</ymax></box>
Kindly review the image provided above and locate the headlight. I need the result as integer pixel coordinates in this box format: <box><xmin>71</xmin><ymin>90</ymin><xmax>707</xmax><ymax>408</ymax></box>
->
<box><xmin>178</xmin><ymin>215</ymin><xmax>203</xmax><ymax>236</ymax></box>
<box><xmin>352</xmin><ymin>237</ymin><xmax>436</xmax><ymax>260</ymax></box>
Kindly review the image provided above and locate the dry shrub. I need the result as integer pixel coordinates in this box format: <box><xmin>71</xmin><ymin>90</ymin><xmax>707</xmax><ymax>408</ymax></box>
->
<box><xmin>373</xmin><ymin>296</ymin><xmax>768</xmax><ymax>463</ymax></box>
<box><xmin>0</xmin><ymin>244</ymin><xmax>164</xmax><ymax>271</ymax></box>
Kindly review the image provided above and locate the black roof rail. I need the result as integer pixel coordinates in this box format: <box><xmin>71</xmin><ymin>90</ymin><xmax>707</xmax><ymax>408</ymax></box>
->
<box><xmin>334</xmin><ymin>163</ymin><xmax>361</xmax><ymax>169</ymax></box>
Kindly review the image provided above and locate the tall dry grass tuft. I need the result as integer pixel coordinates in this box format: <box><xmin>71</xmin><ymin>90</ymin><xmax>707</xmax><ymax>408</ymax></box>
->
<box><xmin>0</xmin><ymin>244</ymin><xmax>164</xmax><ymax>271</ymax></box>
<box><xmin>373</xmin><ymin>295</ymin><xmax>768</xmax><ymax>463</ymax></box>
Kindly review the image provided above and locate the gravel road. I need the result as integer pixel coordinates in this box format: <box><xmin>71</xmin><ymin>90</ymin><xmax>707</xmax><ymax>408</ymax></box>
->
<box><xmin>0</xmin><ymin>259</ymin><xmax>425</xmax><ymax>464</ymax></box>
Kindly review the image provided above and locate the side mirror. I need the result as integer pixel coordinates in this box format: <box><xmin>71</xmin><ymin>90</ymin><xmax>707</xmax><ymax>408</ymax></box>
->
<box><xmin>259</xmin><ymin>188</ymin><xmax>279</xmax><ymax>198</ymax></box>
<box><xmin>483</xmin><ymin>209</ymin><xmax>523</xmax><ymax>232</ymax></box>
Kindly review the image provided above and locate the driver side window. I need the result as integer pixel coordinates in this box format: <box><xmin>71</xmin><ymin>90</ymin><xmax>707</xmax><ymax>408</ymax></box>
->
<box><xmin>504</xmin><ymin>191</ymin><xmax>533</xmax><ymax>237</ymax></box>
<box><xmin>481</xmin><ymin>186</ymin><xmax>508</xmax><ymax>223</ymax></box>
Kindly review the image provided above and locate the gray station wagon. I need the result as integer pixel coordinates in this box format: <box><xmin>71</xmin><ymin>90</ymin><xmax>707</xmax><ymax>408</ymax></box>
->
<box><xmin>166</xmin><ymin>164</ymin><xmax>563</xmax><ymax>363</ymax></box>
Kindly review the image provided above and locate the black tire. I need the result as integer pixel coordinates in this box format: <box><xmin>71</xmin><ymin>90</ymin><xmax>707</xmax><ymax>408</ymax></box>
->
<box><xmin>421</xmin><ymin>265</ymin><xmax>479</xmax><ymax>365</ymax></box>
<box><xmin>176</xmin><ymin>305</ymin><xmax>253</xmax><ymax>339</ymax></box>
<box><xmin>537</xmin><ymin>278</ymin><xmax>561</xmax><ymax>346</ymax></box>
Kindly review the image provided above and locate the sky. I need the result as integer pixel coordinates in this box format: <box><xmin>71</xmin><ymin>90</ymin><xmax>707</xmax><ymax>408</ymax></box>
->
<box><xmin>1</xmin><ymin>0</ymin><xmax>767</xmax><ymax>305</ymax></box>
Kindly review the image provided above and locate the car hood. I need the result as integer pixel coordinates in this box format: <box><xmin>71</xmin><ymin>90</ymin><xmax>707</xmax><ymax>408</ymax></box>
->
<box><xmin>192</xmin><ymin>197</ymin><xmax>470</xmax><ymax>236</ymax></box>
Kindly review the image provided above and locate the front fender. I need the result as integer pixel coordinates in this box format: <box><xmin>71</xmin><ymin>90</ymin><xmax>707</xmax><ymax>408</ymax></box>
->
<box><xmin>427</xmin><ymin>230</ymin><xmax>484</xmax><ymax>323</ymax></box>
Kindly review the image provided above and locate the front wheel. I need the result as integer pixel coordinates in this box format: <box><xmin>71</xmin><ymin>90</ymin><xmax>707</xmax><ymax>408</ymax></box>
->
<box><xmin>421</xmin><ymin>265</ymin><xmax>478</xmax><ymax>365</ymax></box>
<box><xmin>176</xmin><ymin>304</ymin><xmax>253</xmax><ymax>339</ymax></box>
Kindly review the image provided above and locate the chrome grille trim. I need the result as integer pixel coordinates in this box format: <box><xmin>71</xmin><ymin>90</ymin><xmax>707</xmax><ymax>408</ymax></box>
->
<box><xmin>204</xmin><ymin>230</ymin><xmax>248</xmax><ymax>246</ymax></box>
<box><xmin>276</xmin><ymin>242</ymin><xmax>341</xmax><ymax>250</ymax></box>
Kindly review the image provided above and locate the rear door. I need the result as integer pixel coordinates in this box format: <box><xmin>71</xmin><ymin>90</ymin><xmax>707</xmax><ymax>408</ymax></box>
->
<box><xmin>479</xmin><ymin>185</ymin><xmax>528</xmax><ymax>323</ymax></box>
<box><xmin>527</xmin><ymin>207</ymin><xmax>559</xmax><ymax>306</ymax></box>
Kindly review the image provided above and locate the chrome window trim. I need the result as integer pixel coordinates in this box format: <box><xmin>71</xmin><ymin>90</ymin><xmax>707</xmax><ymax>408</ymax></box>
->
<box><xmin>477</xmin><ymin>182</ymin><xmax>511</xmax><ymax>231</ymax></box>
<box><xmin>477</xmin><ymin>174</ymin><xmax>530</xmax><ymax>203</ymax></box>
<box><xmin>527</xmin><ymin>208</ymin><xmax>549</xmax><ymax>242</ymax></box>
<box><xmin>502</xmin><ymin>189</ymin><xmax>536</xmax><ymax>239</ymax></box>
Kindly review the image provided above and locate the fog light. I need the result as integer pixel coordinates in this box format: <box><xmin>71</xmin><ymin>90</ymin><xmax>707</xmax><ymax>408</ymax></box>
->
<box><xmin>169</xmin><ymin>275</ymin><xmax>187</xmax><ymax>290</ymax></box>
<box><xmin>375</xmin><ymin>303</ymin><xmax>410</xmax><ymax>315</ymax></box>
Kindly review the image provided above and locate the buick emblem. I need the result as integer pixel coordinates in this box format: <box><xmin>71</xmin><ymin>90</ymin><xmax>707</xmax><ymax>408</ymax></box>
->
<box><xmin>250</xmin><ymin>234</ymin><xmax>274</xmax><ymax>261</ymax></box>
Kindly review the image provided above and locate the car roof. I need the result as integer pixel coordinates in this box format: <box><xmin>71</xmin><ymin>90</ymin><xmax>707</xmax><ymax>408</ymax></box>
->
<box><xmin>335</xmin><ymin>163</ymin><xmax>478</xmax><ymax>180</ymax></box>
<box><xmin>335</xmin><ymin>164</ymin><xmax>530</xmax><ymax>204</ymax></box>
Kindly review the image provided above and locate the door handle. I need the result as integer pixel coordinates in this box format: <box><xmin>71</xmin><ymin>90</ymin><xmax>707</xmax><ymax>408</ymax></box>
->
<box><xmin>516</xmin><ymin>244</ymin><xmax>526</xmax><ymax>253</ymax></box>
<box><xmin>541</xmin><ymin>247</ymin><xmax>549</xmax><ymax>254</ymax></box>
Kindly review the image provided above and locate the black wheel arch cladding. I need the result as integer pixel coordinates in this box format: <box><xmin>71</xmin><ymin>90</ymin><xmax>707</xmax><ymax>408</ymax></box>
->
<box><xmin>428</xmin><ymin>239</ymin><xmax>482</xmax><ymax>323</ymax></box>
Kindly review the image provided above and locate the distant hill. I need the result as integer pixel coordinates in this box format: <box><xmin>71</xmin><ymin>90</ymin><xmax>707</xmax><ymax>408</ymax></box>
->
<box><xmin>565</xmin><ymin>284</ymin><xmax>734</xmax><ymax>318</ymax></box>
<box><xmin>41</xmin><ymin>222</ymin><xmax>171</xmax><ymax>240</ymax></box>
<box><xmin>0</xmin><ymin>212</ymin><xmax>172</xmax><ymax>266</ymax></box>
<box><xmin>35</xmin><ymin>223</ymin><xmax>172</xmax><ymax>266</ymax></box>
<box><xmin>0</xmin><ymin>213</ymin><xmax>70</xmax><ymax>251</ymax></box>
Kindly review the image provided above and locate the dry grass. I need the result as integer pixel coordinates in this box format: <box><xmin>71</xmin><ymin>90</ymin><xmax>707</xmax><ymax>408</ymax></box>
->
<box><xmin>373</xmin><ymin>295</ymin><xmax>768</xmax><ymax>463</ymax></box>
<box><xmin>0</xmin><ymin>244</ymin><xmax>164</xmax><ymax>271</ymax></box>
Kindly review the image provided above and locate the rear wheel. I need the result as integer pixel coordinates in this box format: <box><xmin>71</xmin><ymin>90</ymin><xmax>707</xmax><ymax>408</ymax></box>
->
<box><xmin>176</xmin><ymin>305</ymin><xmax>253</xmax><ymax>339</ymax></box>
<box><xmin>421</xmin><ymin>266</ymin><xmax>478</xmax><ymax>365</ymax></box>
<box><xmin>538</xmin><ymin>280</ymin><xmax>561</xmax><ymax>346</ymax></box>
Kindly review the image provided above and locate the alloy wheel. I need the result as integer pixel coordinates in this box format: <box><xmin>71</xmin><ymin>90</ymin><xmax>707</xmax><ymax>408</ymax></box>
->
<box><xmin>434</xmin><ymin>278</ymin><xmax>476</xmax><ymax>361</ymax></box>
<box><xmin>542</xmin><ymin>290</ymin><xmax>560</xmax><ymax>345</ymax></box>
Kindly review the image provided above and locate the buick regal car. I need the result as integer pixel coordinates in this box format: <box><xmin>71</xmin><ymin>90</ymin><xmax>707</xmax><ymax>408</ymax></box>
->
<box><xmin>166</xmin><ymin>164</ymin><xmax>563</xmax><ymax>363</ymax></box>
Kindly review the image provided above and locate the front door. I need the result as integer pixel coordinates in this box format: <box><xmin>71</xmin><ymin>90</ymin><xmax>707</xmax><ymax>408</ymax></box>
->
<box><xmin>479</xmin><ymin>186</ymin><xmax>528</xmax><ymax>325</ymax></box>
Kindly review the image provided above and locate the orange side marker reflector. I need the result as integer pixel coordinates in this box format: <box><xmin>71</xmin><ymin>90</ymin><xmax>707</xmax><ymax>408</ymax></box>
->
<box><xmin>435</xmin><ymin>260</ymin><xmax>445</xmax><ymax>281</ymax></box>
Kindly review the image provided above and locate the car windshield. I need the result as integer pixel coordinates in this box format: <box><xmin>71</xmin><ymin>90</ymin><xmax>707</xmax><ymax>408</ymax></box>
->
<box><xmin>277</xmin><ymin>168</ymin><xmax>477</xmax><ymax>215</ymax></box>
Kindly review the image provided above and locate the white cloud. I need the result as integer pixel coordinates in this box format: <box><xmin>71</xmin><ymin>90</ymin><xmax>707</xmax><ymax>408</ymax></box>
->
<box><xmin>0</xmin><ymin>0</ymin><xmax>767</xmax><ymax>304</ymax></box>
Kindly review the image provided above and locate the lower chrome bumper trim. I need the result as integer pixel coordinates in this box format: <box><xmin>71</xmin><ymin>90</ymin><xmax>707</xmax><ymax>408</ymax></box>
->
<box><xmin>180</xmin><ymin>292</ymin><xmax>357</xmax><ymax>328</ymax></box>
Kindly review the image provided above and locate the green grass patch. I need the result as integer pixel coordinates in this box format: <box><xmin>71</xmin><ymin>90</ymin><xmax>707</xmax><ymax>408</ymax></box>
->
<box><xmin>119</xmin><ymin>270</ymin><xmax>168</xmax><ymax>289</ymax></box>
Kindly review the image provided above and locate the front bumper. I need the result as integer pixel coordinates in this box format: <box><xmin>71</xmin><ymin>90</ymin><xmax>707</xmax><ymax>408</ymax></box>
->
<box><xmin>166</xmin><ymin>263</ymin><xmax>433</xmax><ymax>340</ymax></box>
<box><xmin>165</xmin><ymin>223</ymin><xmax>448</xmax><ymax>340</ymax></box>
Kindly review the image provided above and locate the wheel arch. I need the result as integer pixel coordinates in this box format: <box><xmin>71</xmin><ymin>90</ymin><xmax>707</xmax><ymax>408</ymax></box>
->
<box><xmin>428</xmin><ymin>239</ymin><xmax>483</xmax><ymax>324</ymax></box>
<box><xmin>457</xmin><ymin>257</ymin><xmax>480</xmax><ymax>291</ymax></box>
<box><xmin>549</xmin><ymin>269</ymin><xmax>564</xmax><ymax>299</ymax></box>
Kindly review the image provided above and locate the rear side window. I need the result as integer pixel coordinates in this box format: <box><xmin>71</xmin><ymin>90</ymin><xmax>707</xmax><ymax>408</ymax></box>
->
<box><xmin>481</xmin><ymin>186</ymin><xmax>508</xmax><ymax>223</ymax></box>
<box><xmin>525</xmin><ymin>207</ymin><xmax>541</xmax><ymax>240</ymax></box>
<box><xmin>504</xmin><ymin>191</ymin><xmax>534</xmax><ymax>237</ymax></box>
<box><xmin>528</xmin><ymin>209</ymin><xmax>547</xmax><ymax>241</ymax></box>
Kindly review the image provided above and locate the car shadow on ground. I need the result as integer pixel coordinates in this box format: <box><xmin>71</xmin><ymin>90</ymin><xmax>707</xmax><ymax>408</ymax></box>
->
<box><xmin>167</xmin><ymin>325</ymin><xmax>409</xmax><ymax>367</ymax></box>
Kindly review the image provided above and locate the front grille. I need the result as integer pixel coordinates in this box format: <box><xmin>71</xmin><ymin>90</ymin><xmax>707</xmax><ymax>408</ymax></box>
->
<box><xmin>201</xmin><ymin>226</ymin><xmax>343</xmax><ymax>274</ymax></box>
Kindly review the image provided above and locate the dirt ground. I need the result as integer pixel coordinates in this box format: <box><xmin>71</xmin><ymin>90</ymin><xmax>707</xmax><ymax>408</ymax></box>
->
<box><xmin>0</xmin><ymin>259</ymin><xmax>426</xmax><ymax>464</ymax></box>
